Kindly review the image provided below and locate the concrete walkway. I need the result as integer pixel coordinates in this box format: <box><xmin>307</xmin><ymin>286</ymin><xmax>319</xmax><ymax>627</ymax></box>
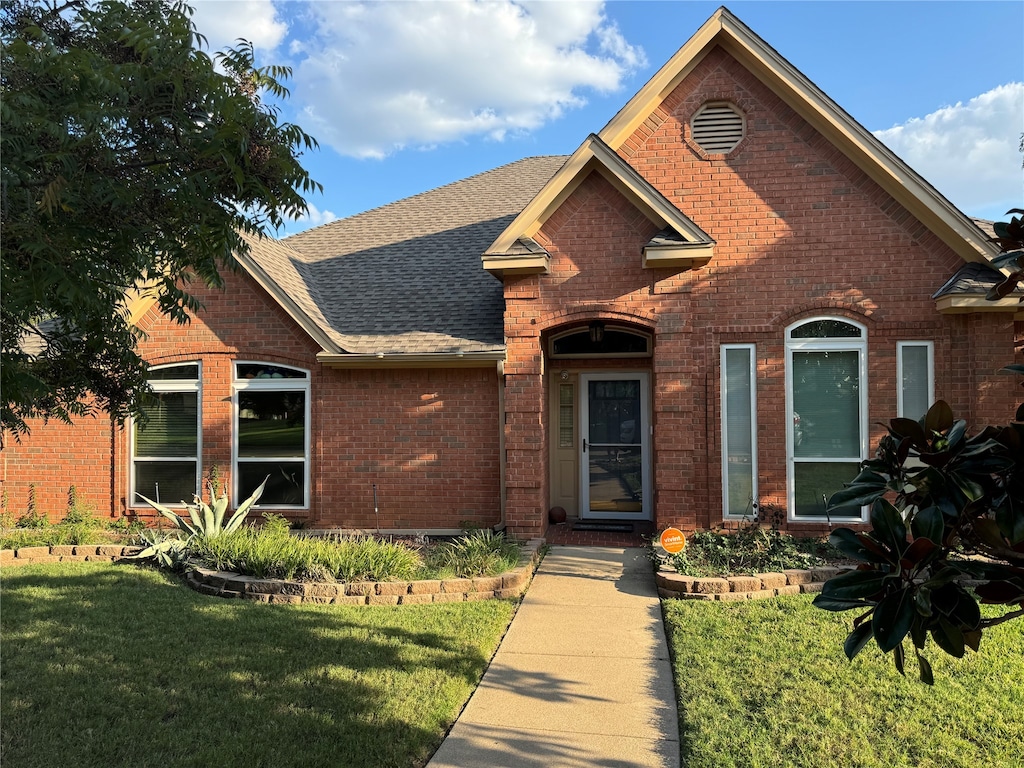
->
<box><xmin>427</xmin><ymin>546</ymin><xmax>679</xmax><ymax>768</ymax></box>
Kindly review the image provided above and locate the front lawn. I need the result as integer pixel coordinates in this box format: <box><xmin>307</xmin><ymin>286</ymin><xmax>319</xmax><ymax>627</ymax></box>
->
<box><xmin>664</xmin><ymin>595</ymin><xmax>1024</xmax><ymax>768</ymax></box>
<box><xmin>1</xmin><ymin>562</ymin><xmax>516</xmax><ymax>768</ymax></box>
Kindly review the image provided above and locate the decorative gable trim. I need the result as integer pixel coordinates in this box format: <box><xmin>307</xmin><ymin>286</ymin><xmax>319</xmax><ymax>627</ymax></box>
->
<box><xmin>597</xmin><ymin>7</ymin><xmax>999</xmax><ymax>269</ymax></box>
<box><xmin>483</xmin><ymin>134</ymin><xmax>715</xmax><ymax>277</ymax></box>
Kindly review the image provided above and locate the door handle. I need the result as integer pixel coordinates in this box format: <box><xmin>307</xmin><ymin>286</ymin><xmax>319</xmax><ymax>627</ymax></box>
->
<box><xmin>583</xmin><ymin>438</ymin><xmax>587</xmax><ymax>453</ymax></box>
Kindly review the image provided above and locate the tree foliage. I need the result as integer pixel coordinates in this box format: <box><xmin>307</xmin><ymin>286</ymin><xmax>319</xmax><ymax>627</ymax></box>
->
<box><xmin>1</xmin><ymin>0</ymin><xmax>320</xmax><ymax>438</ymax></box>
<box><xmin>815</xmin><ymin>211</ymin><xmax>1024</xmax><ymax>683</ymax></box>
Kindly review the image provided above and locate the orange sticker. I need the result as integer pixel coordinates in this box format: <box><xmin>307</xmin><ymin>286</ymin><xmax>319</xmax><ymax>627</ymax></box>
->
<box><xmin>660</xmin><ymin>527</ymin><xmax>686</xmax><ymax>554</ymax></box>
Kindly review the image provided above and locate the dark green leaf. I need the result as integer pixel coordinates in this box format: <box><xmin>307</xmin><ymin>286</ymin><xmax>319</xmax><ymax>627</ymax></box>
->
<box><xmin>870</xmin><ymin>499</ymin><xmax>907</xmax><ymax>556</ymax></box>
<box><xmin>821</xmin><ymin>568</ymin><xmax>889</xmax><ymax>600</ymax></box>
<box><xmin>828</xmin><ymin>528</ymin><xmax>889</xmax><ymax>564</ymax></box>
<box><xmin>872</xmin><ymin>588</ymin><xmax>916</xmax><ymax>653</ymax></box>
<box><xmin>844</xmin><ymin>621</ymin><xmax>874</xmax><ymax>660</ymax></box>
<box><xmin>890</xmin><ymin>417</ymin><xmax>927</xmax><ymax>449</ymax></box>
<box><xmin>916</xmin><ymin>649</ymin><xmax>934</xmax><ymax>685</ymax></box>
<box><xmin>812</xmin><ymin>594</ymin><xmax>872</xmax><ymax>612</ymax></box>
<box><xmin>931</xmin><ymin>617</ymin><xmax>966</xmax><ymax>658</ymax></box>
<box><xmin>925</xmin><ymin>401</ymin><xmax>954</xmax><ymax>434</ymax></box>
<box><xmin>827</xmin><ymin>483</ymin><xmax>886</xmax><ymax>510</ymax></box>
<box><xmin>892</xmin><ymin>642</ymin><xmax>906</xmax><ymax>676</ymax></box>
<box><xmin>963</xmin><ymin>629</ymin><xmax>982</xmax><ymax>652</ymax></box>
<box><xmin>900</xmin><ymin>537</ymin><xmax>937</xmax><ymax>569</ymax></box>
<box><xmin>975</xmin><ymin>579</ymin><xmax>1024</xmax><ymax>604</ymax></box>
<box><xmin>911</xmin><ymin>506</ymin><xmax>944</xmax><ymax>545</ymax></box>
<box><xmin>995</xmin><ymin>500</ymin><xmax>1024</xmax><ymax>545</ymax></box>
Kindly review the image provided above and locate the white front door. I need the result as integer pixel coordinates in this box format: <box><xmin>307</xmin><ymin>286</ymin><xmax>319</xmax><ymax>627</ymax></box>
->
<box><xmin>579</xmin><ymin>373</ymin><xmax>651</xmax><ymax>520</ymax></box>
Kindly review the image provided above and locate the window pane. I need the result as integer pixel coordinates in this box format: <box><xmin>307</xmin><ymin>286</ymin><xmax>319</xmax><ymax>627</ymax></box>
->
<box><xmin>135</xmin><ymin>392</ymin><xmax>198</xmax><ymax>457</ymax></box>
<box><xmin>790</xmin><ymin>320</ymin><xmax>861</xmax><ymax>339</ymax></box>
<box><xmin>134</xmin><ymin>461</ymin><xmax>198</xmax><ymax>505</ymax></box>
<box><xmin>558</xmin><ymin>384</ymin><xmax>574</xmax><ymax>448</ymax></box>
<box><xmin>901</xmin><ymin>345</ymin><xmax>931</xmax><ymax>419</ymax></box>
<box><xmin>147</xmin><ymin>365</ymin><xmax>199</xmax><ymax>380</ymax></box>
<box><xmin>793</xmin><ymin>462</ymin><xmax>861</xmax><ymax>517</ymax></box>
<box><xmin>238</xmin><ymin>461</ymin><xmax>304</xmax><ymax>506</ymax></box>
<box><xmin>238</xmin><ymin>391</ymin><xmax>305</xmax><ymax>457</ymax></box>
<box><xmin>588</xmin><ymin>380</ymin><xmax>639</xmax><ymax>445</ymax></box>
<box><xmin>724</xmin><ymin>347</ymin><xmax>754</xmax><ymax>516</ymax></box>
<box><xmin>236</xmin><ymin>364</ymin><xmax>306</xmax><ymax>380</ymax></box>
<box><xmin>792</xmin><ymin>350</ymin><xmax>860</xmax><ymax>458</ymax></box>
<box><xmin>552</xmin><ymin>329</ymin><xmax>650</xmax><ymax>357</ymax></box>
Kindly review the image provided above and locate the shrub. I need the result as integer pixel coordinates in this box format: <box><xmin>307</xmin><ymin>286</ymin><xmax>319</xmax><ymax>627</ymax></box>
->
<box><xmin>667</xmin><ymin>507</ymin><xmax>841</xmax><ymax>577</ymax></box>
<box><xmin>428</xmin><ymin>529</ymin><xmax>521</xmax><ymax>578</ymax></box>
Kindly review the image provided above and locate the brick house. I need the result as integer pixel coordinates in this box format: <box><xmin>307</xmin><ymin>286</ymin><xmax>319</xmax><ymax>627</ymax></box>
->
<box><xmin>3</xmin><ymin>8</ymin><xmax>1020</xmax><ymax>539</ymax></box>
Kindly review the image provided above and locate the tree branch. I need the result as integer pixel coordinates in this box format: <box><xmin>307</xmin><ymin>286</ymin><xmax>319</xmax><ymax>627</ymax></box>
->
<box><xmin>981</xmin><ymin>607</ymin><xmax>1024</xmax><ymax>629</ymax></box>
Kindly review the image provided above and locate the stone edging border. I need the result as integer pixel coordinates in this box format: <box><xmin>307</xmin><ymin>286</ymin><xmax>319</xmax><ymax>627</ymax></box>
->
<box><xmin>0</xmin><ymin>544</ymin><xmax>141</xmax><ymax>566</ymax></box>
<box><xmin>1</xmin><ymin>541</ymin><xmax>545</xmax><ymax>608</ymax></box>
<box><xmin>656</xmin><ymin>564</ymin><xmax>856</xmax><ymax>601</ymax></box>
<box><xmin>186</xmin><ymin>539</ymin><xmax>545</xmax><ymax>605</ymax></box>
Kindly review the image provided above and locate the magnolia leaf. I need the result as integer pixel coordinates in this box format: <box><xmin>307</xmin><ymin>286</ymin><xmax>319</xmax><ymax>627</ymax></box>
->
<box><xmin>892</xmin><ymin>642</ymin><xmax>906</xmax><ymax>677</ymax></box>
<box><xmin>925</xmin><ymin>401</ymin><xmax>954</xmax><ymax>435</ymax></box>
<box><xmin>931</xmin><ymin>617</ymin><xmax>966</xmax><ymax>658</ymax></box>
<box><xmin>844</xmin><ymin>621</ymin><xmax>873</xmax><ymax>660</ymax></box>
<box><xmin>872</xmin><ymin>588</ymin><xmax>915</xmax><ymax>653</ymax></box>
<box><xmin>890</xmin><ymin>417</ymin><xmax>927</xmax><ymax>449</ymax></box>
<box><xmin>916</xmin><ymin>650</ymin><xmax>934</xmax><ymax>685</ymax></box>
<box><xmin>870</xmin><ymin>499</ymin><xmax>907</xmax><ymax>557</ymax></box>
<box><xmin>911</xmin><ymin>505</ymin><xmax>944</xmax><ymax>546</ymax></box>
<box><xmin>820</xmin><ymin>568</ymin><xmax>889</xmax><ymax>600</ymax></box>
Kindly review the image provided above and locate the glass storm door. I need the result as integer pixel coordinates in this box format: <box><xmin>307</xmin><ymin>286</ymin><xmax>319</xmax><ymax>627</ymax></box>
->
<box><xmin>580</xmin><ymin>373</ymin><xmax>651</xmax><ymax>520</ymax></box>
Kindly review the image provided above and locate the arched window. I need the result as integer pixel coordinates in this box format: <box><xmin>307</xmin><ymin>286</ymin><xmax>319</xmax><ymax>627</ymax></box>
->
<box><xmin>549</xmin><ymin>325</ymin><xmax>652</xmax><ymax>358</ymax></box>
<box><xmin>132</xmin><ymin>363</ymin><xmax>201</xmax><ymax>506</ymax></box>
<box><xmin>233</xmin><ymin>362</ymin><xmax>310</xmax><ymax>508</ymax></box>
<box><xmin>785</xmin><ymin>318</ymin><xmax>867</xmax><ymax>521</ymax></box>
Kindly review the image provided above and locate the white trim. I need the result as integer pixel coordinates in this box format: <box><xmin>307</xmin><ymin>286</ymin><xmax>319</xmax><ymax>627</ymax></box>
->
<box><xmin>579</xmin><ymin>372</ymin><xmax>652</xmax><ymax>521</ymax></box>
<box><xmin>721</xmin><ymin>344</ymin><xmax>757</xmax><ymax>520</ymax></box>
<box><xmin>785</xmin><ymin>318</ymin><xmax>868</xmax><ymax>523</ymax></box>
<box><xmin>129</xmin><ymin>362</ymin><xmax>202</xmax><ymax>508</ymax></box>
<box><xmin>232</xmin><ymin>361</ymin><xmax>311</xmax><ymax>509</ymax></box>
<box><xmin>897</xmin><ymin>341</ymin><xmax>935</xmax><ymax>419</ymax></box>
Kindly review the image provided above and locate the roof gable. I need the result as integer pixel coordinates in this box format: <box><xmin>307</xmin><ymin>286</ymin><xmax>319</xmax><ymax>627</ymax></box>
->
<box><xmin>483</xmin><ymin>135</ymin><xmax>715</xmax><ymax>276</ymax></box>
<box><xmin>596</xmin><ymin>6</ymin><xmax>996</xmax><ymax>267</ymax></box>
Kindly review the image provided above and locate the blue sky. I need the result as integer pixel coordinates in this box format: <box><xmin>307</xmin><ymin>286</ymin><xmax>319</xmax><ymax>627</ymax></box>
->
<box><xmin>190</xmin><ymin>1</ymin><xmax>1024</xmax><ymax>235</ymax></box>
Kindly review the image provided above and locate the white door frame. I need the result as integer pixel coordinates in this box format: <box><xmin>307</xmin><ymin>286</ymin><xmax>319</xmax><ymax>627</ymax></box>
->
<box><xmin>579</xmin><ymin>372</ymin><xmax>652</xmax><ymax>520</ymax></box>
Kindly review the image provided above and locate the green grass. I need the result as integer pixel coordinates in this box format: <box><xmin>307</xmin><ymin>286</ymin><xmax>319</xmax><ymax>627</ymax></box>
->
<box><xmin>663</xmin><ymin>594</ymin><xmax>1024</xmax><ymax>768</ymax></box>
<box><xmin>1</xmin><ymin>562</ymin><xmax>517</xmax><ymax>768</ymax></box>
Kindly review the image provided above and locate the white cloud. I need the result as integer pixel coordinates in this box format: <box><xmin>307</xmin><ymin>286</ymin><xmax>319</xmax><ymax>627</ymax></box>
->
<box><xmin>190</xmin><ymin>0</ymin><xmax>288</xmax><ymax>53</ymax></box>
<box><xmin>286</xmin><ymin>202</ymin><xmax>338</xmax><ymax>231</ymax></box>
<box><xmin>874</xmin><ymin>83</ymin><xmax>1024</xmax><ymax>220</ymax></box>
<box><xmin>291</xmin><ymin>0</ymin><xmax>646</xmax><ymax>158</ymax></box>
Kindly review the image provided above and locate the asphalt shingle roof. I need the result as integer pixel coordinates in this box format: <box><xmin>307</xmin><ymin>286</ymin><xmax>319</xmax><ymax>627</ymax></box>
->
<box><xmin>245</xmin><ymin>156</ymin><xmax>566</xmax><ymax>355</ymax></box>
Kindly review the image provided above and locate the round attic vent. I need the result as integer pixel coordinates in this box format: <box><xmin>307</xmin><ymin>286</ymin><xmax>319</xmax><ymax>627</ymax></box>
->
<box><xmin>691</xmin><ymin>103</ymin><xmax>745</xmax><ymax>154</ymax></box>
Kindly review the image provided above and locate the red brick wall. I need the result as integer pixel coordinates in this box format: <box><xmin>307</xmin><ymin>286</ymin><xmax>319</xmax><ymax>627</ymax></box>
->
<box><xmin>314</xmin><ymin>366</ymin><xmax>501</xmax><ymax>530</ymax></box>
<box><xmin>1</xmin><ymin>413</ymin><xmax>114</xmax><ymax>523</ymax></box>
<box><xmin>2</xmin><ymin>267</ymin><xmax>503</xmax><ymax>530</ymax></box>
<box><xmin>499</xmin><ymin>46</ymin><xmax>1019</xmax><ymax>537</ymax></box>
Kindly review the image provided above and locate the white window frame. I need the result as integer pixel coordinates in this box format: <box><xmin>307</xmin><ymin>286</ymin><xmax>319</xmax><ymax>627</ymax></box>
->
<box><xmin>721</xmin><ymin>344</ymin><xmax>758</xmax><ymax>520</ymax></box>
<box><xmin>130</xmin><ymin>362</ymin><xmax>202</xmax><ymax>508</ymax></box>
<box><xmin>785</xmin><ymin>318</ymin><xmax>868</xmax><ymax>523</ymax></box>
<box><xmin>232</xmin><ymin>362</ymin><xmax>311</xmax><ymax>509</ymax></box>
<box><xmin>897</xmin><ymin>341</ymin><xmax>934</xmax><ymax>419</ymax></box>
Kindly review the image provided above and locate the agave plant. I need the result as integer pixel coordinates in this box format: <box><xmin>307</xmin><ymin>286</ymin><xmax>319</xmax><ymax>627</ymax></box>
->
<box><xmin>139</xmin><ymin>476</ymin><xmax>269</xmax><ymax>539</ymax></box>
<box><xmin>130</xmin><ymin>528</ymin><xmax>187</xmax><ymax>568</ymax></box>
